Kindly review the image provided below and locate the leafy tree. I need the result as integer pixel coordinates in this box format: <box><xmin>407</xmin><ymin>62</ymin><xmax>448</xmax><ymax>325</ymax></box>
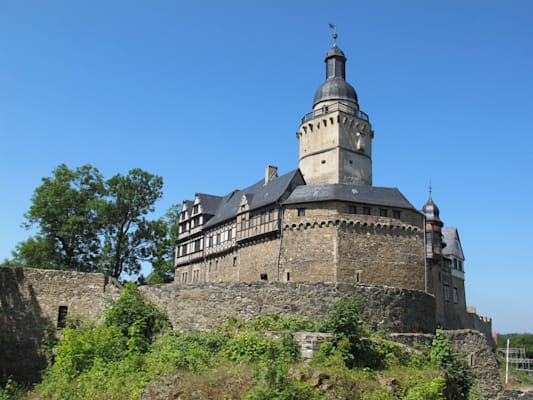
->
<box><xmin>100</xmin><ymin>168</ymin><xmax>164</xmax><ymax>278</ymax></box>
<box><xmin>15</xmin><ymin>164</ymin><xmax>104</xmax><ymax>271</ymax></box>
<box><xmin>145</xmin><ymin>204</ymin><xmax>180</xmax><ymax>284</ymax></box>
<box><xmin>12</xmin><ymin>164</ymin><xmax>173</xmax><ymax>279</ymax></box>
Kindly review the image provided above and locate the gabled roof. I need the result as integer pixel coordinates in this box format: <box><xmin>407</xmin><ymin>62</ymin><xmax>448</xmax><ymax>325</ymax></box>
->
<box><xmin>283</xmin><ymin>184</ymin><xmax>417</xmax><ymax>210</ymax></box>
<box><xmin>442</xmin><ymin>227</ymin><xmax>464</xmax><ymax>260</ymax></box>
<box><xmin>203</xmin><ymin>169</ymin><xmax>304</xmax><ymax>228</ymax></box>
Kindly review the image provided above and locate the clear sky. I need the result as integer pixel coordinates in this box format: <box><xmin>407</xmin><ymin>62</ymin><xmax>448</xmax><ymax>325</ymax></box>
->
<box><xmin>1</xmin><ymin>1</ymin><xmax>532</xmax><ymax>333</ymax></box>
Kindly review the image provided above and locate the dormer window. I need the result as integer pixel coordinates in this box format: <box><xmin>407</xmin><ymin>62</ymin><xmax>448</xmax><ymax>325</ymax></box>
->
<box><xmin>193</xmin><ymin>204</ymin><xmax>199</xmax><ymax>214</ymax></box>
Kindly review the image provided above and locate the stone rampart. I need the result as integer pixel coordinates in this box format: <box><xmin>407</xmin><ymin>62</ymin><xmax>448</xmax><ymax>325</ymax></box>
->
<box><xmin>139</xmin><ymin>281</ymin><xmax>436</xmax><ymax>333</ymax></box>
<box><xmin>0</xmin><ymin>267</ymin><xmax>119</xmax><ymax>385</ymax></box>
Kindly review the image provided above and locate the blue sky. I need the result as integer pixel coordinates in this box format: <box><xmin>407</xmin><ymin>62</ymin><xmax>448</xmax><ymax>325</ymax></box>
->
<box><xmin>1</xmin><ymin>1</ymin><xmax>532</xmax><ymax>333</ymax></box>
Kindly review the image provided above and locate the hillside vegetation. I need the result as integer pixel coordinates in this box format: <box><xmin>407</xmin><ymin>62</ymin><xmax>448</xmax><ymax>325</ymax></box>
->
<box><xmin>1</xmin><ymin>284</ymin><xmax>481</xmax><ymax>400</ymax></box>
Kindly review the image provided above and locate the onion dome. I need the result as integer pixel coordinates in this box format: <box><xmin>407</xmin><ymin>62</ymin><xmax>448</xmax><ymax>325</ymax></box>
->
<box><xmin>313</xmin><ymin>45</ymin><xmax>359</xmax><ymax>109</ymax></box>
<box><xmin>422</xmin><ymin>191</ymin><xmax>441</xmax><ymax>223</ymax></box>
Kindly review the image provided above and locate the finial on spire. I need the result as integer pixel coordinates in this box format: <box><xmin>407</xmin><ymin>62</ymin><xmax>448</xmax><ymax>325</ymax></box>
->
<box><xmin>329</xmin><ymin>23</ymin><xmax>337</xmax><ymax>46</ymax></box>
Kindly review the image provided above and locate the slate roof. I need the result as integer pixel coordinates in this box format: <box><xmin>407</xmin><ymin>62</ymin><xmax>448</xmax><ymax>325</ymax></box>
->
<box><xmin>283</xmin><ymin>184</ymin><xmax>417</xmax><ymax>210</ymax></box>
<box><xmin>442</xmin><ymin>227</ymin><xmax>464</xmax><ymax>259</ymax></box>
<box><xmin>196</xmin><ymin>194</ymin><xmax>223</xmax><ymax>215</ymax></box>
<box><xmin>203</xmin><ymin>169</ymin><xmax>304</xmax><ymax>228</ymax></box>
<box><xmin>182</xmin><ymin>200</ymin><xmax>194</xmax><ymax>212</ymax></box>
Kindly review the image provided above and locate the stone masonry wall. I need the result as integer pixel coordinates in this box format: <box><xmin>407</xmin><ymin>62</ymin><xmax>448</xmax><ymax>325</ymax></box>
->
<box><xmin>337</xmin><ymin>222</ymin><xmax>425</xmax><ymax>290</ymax></box>
<box><xmin>0</xmin><ymin>267</ymin><xmax>119</xmax><ymax>385</ymax></box>
<box><xmin>139</xmin><ymin>281</ymin><xmax>436</xmax><ymax>334</ymax></box>
<box><xmin>444</xmin><ymin>330</ymin><xmax>502</xmax><ymax>399</ymax></box>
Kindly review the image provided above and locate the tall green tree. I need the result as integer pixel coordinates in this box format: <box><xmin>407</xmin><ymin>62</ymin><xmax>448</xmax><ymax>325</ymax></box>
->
<box><xmin>145</xmin><ymin>204</ymin><xmax>180</xmax><ymax>284</ymax></box>
<box><xmin>15</xmin><ymin>164</ymin><xmax>104</xmax><ymax>271</ymax></box>
<box><xmin>100</xmin><ymin>168</ymin><xmax>164</xmax><ymax>278</ymax></box>
<box><xmin>13</xmin><ymin>164</ymin><xmax>171</xmax><ymax>280</ymax></box>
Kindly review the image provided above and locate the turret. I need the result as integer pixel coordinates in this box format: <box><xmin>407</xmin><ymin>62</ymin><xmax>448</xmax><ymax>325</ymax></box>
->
<box><xmin>297</xmin><ymin>33</ymin><xmax>374</xmax><ymax>186</ymax></box>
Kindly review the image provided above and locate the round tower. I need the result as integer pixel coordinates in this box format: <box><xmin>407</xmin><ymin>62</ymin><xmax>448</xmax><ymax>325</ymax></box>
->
<box><xmin>422</xmin><ymin>189</ymin><xmax>444</xmax><ymax>259</ymax></box>
<box><xmin>297</xmin><ymin>36</ymin><xmax>374</xmax><ymax>185</ymax></box>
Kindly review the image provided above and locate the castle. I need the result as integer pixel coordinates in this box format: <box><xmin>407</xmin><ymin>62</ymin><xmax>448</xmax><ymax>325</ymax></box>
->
<box><xmin>0</xmin><ymin>35</ymin><xmax>496</xmax><ymax>391</ymax></box>
<box><xmin>174</xmin><ymin>37</ymin><xmax>489</xmax><ymax>332</ymax></box>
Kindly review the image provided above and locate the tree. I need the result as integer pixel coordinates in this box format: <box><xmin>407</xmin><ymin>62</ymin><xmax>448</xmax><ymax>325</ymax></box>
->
<box><xmin>15</xmin><ymin>164</ymin><xmax>104</xmax><ymax>271</ymax></box>
<box><xmin>13</xmin><ymin>164</ymin><xmax>171</xmax><ymax>280</ymax></box>
<box><xmin>145</xmin><ymin>204</ymin><xmax>180</xmax><ymax>284</ymax></box>
<box><xmin>99</xmin><ymin>168</ymin><xmax>164</xmax><ymax>278</ymax></box>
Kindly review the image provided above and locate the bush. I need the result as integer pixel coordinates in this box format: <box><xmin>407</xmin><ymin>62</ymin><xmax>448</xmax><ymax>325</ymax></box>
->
<box><xmin>244</xmin><ymin>360</ymin><xmax>325</xmax><ymax>400</ymax></box>
<box><xmin>0</xmin><ymin>378</ymin><xmax>25</xmax><ymax>400</ymax></box>
<box><xmin>145</xmin><ymin>332</ymin><xmax>229</xmax><ymax>374</ymax></box>
<box><xmin>403</xmin><ymin>376</ymin><xmax>446</xmax><ymax>400</ymax></box>
<box><xmin>430</xmin><ymin>331</ymin><xmax>473</xmax><ymax>399</ymax></box>
<box><xmin>222</xmin><ymin>333</ymin><xmax>289</xmax><ymax>363</ymax></box>
<box><xmin>105</xmin><ymin>282</ymin><xmax>169</xmax><ymax>352</ymax></box>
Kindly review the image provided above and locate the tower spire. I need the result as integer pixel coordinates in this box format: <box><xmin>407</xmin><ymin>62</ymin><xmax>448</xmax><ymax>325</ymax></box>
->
<box><xmin>329</xmin><ymin>23</ymin><xmax>337</xmax><ymax>47</ymax></box>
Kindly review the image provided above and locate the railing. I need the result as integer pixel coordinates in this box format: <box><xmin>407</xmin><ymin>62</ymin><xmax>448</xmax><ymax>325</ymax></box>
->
<box><xmin>301</xmin><ymin>102</ymin><xmax>369</xmax><ymax>124</ymax></box>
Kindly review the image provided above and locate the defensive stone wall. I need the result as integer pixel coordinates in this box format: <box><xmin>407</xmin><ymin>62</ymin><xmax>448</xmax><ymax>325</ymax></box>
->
<box><xmin>389</xmin><ymin>330</ymin><xmax>502</xmax><ymax>399</ymax></box>
<box><xmin>139</xmin><ymin>281</ymin><xmax>436</xmax><ymax>333</ymax></box>
<box><xmin>0</xmin><ymin>267</ymin><xmax>119</xmax><ymax>385</ymax></box>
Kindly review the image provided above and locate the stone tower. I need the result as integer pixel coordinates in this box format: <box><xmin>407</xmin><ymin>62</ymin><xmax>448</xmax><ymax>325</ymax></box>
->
<box><xmin>297</xmin><ymin>41</ymin><xmax>374</xmax><ymax>185</ymax></box>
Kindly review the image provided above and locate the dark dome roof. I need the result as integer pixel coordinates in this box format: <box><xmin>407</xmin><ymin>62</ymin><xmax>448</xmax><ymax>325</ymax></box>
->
<box><xmin>313</xmin><ymin>78</ymin><xmax>358</xmax><ymax>107</ymax></box>
<box><xmin>326</xmin><ymin>45</ymin><xmax>346</xmax><ymax>58</ymax></box>
<box><xmin>422</xmin><ymin>194</ymin><xmax>441</xmax><ymax>222</ymax></box>
<box><xmin>313</xmin><ymin>45</ymin><xmax>359</xmax><ymax>108</ymax></box>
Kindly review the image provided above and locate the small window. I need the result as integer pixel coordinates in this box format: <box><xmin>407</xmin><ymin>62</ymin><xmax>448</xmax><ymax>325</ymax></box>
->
<box><xmin>363</xmin><ymin>207</ymin><xmax>371</xmax><ymax>215</ymax></box>
<box><xmin>241</xmin><ymin>218</ymin><xmax>246</xmax><ymax>230</ymax></box>
<box><xmin>297</xmin><ymin>208</ymin><xmax>306</xmax><ymax>217</ymax></box>
<box><xmin>458</xmin><ymin>260</ymin><xmax>463</xmax><ymax>271</ymax></box>
<box><xmin>208</xmin><ymin>261</ymin><xmax>212</xmax><ymax>272</ymax></box>
<box><xmin>355</xmin><ymin>270</ymin><xmax>362</xmax><ymax>283</ymax></box>
<box><xmin>453</xmin><ymin>287</ymin><xmax>458</xmax><ymax>304</ymax></box>
<box><xmin>228</xmin><ymin>229</ymin><xmax>232</xmax><ymax>241</ymax></box>
<box><xmin>215</xmin><ymin>260</ymin><xmax>218</xmax><ymax>270</ymax></box>
<box><xmin>57</xmin><ymin>306</ymin><xmax>68</xmax><ymax>329</ymax></box>
<box><xmin>269</xmin><ymin>209</ymin><xmax>275</xmax><ymax>221</ymax></box>
<box><xmin>216</xmin><ymin>233</ymin><xmax>221</xmax><ymax>244</ymax></box>
<box><xmin>260</xmin><ymin>212</ymin><xmax>266</xmax><ymax>224</ymax></box>
<box><xmin>260</xmin><ymin>273</ymin><xmax>268</xmax><ymax>281</ymax></box>
<box><xmin>286</xmin><ymin>272</ymin><xmax>291</xmax><ymax>281</ymax></box>
<box><xmin>193</xmin><ymin>204</ymin><xmax>199</xmax><ymax>214</ymax></box>
<box><xmin>233</xmin><ymin>256</ymin><xmax>237</xmax><ymax>267</ymax></box>
<box><xmin>444</xmin><ymin>285</ymin><xmax>450</xmax><ymax>302</ymax></box>
<box><xmin>249</xmin><ymin>216</ymin><xmax>254</xmax><ymax>227</ymax></box>
<box><xmin>349</xmin><ymin>205</ymin><xmax>357</xmax><ymax>214</ymax></box>
<box><xmin>393</xmin><ymin>210</ymin><xmax>401</xmax><ymax>219</ymax></box>
<box><xmin>208</xmin><ymin>236</ymin><xmax>213</xmax><ymax>247</ymax></box>
<box><xmin>379</xmin><ymin>208</ymin><xmax>388</xmax><ymax>217</ymax></box>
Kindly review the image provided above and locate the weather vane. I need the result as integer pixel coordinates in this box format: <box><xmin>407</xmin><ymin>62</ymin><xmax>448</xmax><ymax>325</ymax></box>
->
<box><xmin>329</xmin><ymin>23</ymin><xmax>337</xmax><ymax>46</ymax></box>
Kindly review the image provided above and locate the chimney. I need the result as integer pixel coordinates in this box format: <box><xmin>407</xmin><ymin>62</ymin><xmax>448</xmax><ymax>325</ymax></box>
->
<box><xmin>265</xmin><ymin>165</ymin><xmax>278</xmax><ymax>185</ymax></box>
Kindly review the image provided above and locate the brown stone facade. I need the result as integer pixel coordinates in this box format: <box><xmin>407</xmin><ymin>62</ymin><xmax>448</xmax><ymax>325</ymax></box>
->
<box><xmin>0</xmin><ymin>267</ymin><xmax>120</xmax><ymax>385</ymax></box>
<box><xmin>140</xmin><ymin>281</ymin><xmax>436</xmax><ymax>334</ymax></box>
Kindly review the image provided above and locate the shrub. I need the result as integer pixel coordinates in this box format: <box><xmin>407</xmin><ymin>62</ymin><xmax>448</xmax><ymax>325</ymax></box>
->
<box><xmin>145</xmin><ymin>332</ymin><xmax>229</xmax><ymax>374</ymax></box>
<box><xmin>244</xmin><ymin>360</ymin><xmax>325</xmax><ymax>400</ymax></box>
<box><xmin>430</xmin><ymin>331</ymin><xmax>473</xmax><ymax>399</ymax></box>
<box><xmin>0</xmin><ymin>378</ymin><xmax>25</xmax><ymax>400</ymax></box>
<box><xmin>105</xmin><ymin>282</ymin><xmax>169</xmax><ymax>351</ymax></box>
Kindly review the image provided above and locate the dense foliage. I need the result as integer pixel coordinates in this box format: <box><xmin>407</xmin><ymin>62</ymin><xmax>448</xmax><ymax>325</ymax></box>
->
<box><xmin>12</xmin><ymin>296</ymin><xmax>483</xmax><ymax>400</ymax></box>
<box><xmin>8</xmin><ymin>164</ymin><xmax>177</xmax><ymax>279</ymax></box>
<box><xmin>497</xmin><ymin>333</ymin><xmax>533</xmax><ymax>358</ymax></box>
